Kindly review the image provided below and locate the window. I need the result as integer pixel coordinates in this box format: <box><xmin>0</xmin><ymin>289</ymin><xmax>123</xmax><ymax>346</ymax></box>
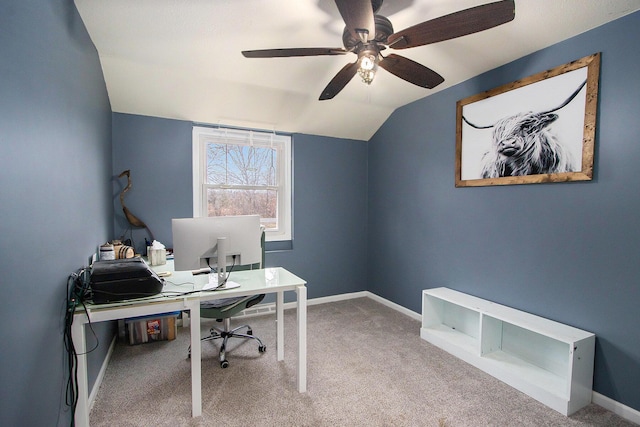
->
<box><xmin>192</xmin><ymin>126</ymin><xmax>292</xmax><ymax>242</ymax></box>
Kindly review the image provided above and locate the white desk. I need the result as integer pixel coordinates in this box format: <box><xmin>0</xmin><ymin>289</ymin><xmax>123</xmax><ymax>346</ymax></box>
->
<box><xmin>72</xmin><ymin>263</ymin><xmax>307</xmax><ymax>426</ymax></box>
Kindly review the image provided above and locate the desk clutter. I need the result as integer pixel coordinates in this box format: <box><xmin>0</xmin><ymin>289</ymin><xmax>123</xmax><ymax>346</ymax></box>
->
<box><xmin>147</xmin><ymin>239</ymin><xmax>167</xmax><ymax>266</ymax></box>
<box><xmin>99</xmin><ymin>240</ymin><xmax>135</xmax><ymax>261</ymax></box>
<box><xmin>125</xmin><ymin>312</ymin><xmax>179</xmax><ymax>345</ymax></box>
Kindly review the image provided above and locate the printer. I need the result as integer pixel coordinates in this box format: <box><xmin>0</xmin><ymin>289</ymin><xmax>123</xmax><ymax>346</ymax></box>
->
<box><xmin>89</xmin><ymin>257</ymin><xmax>163</xmax><ymax>304</ymax></box>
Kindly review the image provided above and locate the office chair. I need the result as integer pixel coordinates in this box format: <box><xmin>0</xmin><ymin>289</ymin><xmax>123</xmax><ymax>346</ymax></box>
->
<box><xmin>191</xmin><ymin>295</ymin><xmax>266</xmax><ymax>368</ymax></box>
<box><xmin>189</xmin><ymin>231</ymin><xmax>266</xmax><ymax>368</ymax></box>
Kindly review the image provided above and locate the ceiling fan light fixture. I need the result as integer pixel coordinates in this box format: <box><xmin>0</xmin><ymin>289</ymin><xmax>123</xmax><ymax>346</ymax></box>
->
<box><xmin>357</xmin><ymin>52</ymin><xmax>377</xmax><ymax>85</ymax></box>
<box><xmin>358</xmin><ymin>67</ymin><xmax>376</xmax><ymax>85</ymax></box>
<box><xmin>359</xmin><ymin>54</ymin><xmax>376</xmax><ymax>71</ymax></box>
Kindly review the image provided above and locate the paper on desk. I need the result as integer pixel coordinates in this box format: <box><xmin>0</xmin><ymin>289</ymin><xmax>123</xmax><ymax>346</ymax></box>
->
<box><xmin>202</xmin><ymin>275</ymin><xmax>241</xmax><ymax>291</ymax></box>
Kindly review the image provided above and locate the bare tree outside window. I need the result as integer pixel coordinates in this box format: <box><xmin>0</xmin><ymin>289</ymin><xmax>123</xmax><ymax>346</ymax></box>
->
<box><xmin>193</xmin><ymin>126</ymin><xmax>292</xmax><ymax>242</ymax></box>
<box><xmin>205</xmin><ymin>143</ymin><xmax>278</xmax><ymax>229</ymax></box>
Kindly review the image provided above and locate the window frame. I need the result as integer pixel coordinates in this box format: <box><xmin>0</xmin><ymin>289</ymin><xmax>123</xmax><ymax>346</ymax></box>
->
<box><xmin>192</xmin><ymin>126</ymin><xmax>292</xmax><ymax>242</ymax></box>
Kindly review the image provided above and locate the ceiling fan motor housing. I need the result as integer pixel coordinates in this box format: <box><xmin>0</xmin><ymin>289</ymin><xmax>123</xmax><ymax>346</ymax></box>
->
<box><xmin>342</xmin><ymin>14</ymin><xmax>394</xmax><ymax>52</ymax></box>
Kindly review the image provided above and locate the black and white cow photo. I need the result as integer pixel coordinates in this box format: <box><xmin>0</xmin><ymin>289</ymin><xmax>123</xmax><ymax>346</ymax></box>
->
<box><xmin>479</xmin><ymin>111</ymin><xmax>575</xmax><ymax>178</ymax></box>
<box><xmin>460</xmin><ymin>67</ymin><xmax>588</xmax><ymax>181</ymax></box>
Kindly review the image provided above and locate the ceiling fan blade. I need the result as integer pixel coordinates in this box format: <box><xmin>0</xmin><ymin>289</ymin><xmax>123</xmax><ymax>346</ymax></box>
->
<box><xmin>242</xmin><ymin>47</ymin><xmax>348</xmax><ymax>58</ymax></box>
<box><xmin>335</xmin><ymin>0</ymin><xmax>375</xmax><ymax>42</ymax></box>
<box><xmin>319</xmin><ymin>61</ymin><xmax>359</xmax><ymax>100</ymax></box>
<box><xmin>387</xmin><ymin>0</ymin><xmax>515</xmax><ymax>49</ymax></box>
<box><xmin>379</xmin><ymin>54</ymin><xmax>444</xmax><ymax>89</ymax></box>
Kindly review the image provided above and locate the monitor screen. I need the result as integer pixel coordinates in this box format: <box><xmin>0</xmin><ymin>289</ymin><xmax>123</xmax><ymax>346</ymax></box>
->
<box><xmin>171</xmin><ymin>215</ymin><xmax>262</xmax><ymax>272</ymax></box>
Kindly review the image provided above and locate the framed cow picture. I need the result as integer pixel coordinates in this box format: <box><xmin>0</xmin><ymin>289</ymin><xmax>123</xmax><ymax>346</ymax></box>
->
<box><xmin>455</xmin><ymin>53</ymin><xmax>600</xmax><ymax>187</ymax></box>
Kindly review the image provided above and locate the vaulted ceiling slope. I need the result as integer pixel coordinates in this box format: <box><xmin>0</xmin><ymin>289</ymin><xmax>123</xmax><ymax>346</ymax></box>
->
<box><xmin>74</xmin><ymin>0</ymin><xmax>640</xmax><ymax>141</ymax></box>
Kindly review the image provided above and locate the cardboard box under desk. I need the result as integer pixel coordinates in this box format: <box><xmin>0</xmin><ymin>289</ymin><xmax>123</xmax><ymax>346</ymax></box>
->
<box><xmin>125</xmin><ymin>312</ymin><xmax>179</xmax><ymax>345</ymax></box>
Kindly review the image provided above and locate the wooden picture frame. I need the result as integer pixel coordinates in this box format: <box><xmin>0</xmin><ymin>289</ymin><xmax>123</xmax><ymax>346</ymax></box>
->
<box><xmin>455</xmin><ymin>53</ymin><xmax>600</xmax><ymax>187</ymax></box>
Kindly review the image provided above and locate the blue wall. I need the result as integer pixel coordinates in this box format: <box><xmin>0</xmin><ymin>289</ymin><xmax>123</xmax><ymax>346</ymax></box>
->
<box><xmin>2</xmin><ymin>1</ymin><xmax>638</xmax><ymax>424</ymax></box>
<box><xmin>0</xmin><ymin>1</ymin><xmax>113</xmax><ymax>425</ymax></box>
<box><xmin>112</xmin><ymin>114</ymin><xmax>369</xmax><ymax>301</ymax></box>
<box><xmin>368</xmin><ymin>12</ymin><xmax>640</xmax><ymax>411</ymax></box>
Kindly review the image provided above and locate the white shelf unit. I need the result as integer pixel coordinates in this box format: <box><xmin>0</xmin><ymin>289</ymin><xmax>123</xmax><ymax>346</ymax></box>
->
<box><xmin>421</xmin><ymin>287</ymin><xmax>595</xmax><ymax>416</ymax></box>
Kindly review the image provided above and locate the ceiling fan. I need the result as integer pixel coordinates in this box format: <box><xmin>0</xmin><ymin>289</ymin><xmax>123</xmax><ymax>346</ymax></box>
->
<box><xmin>242</xmin><ymin>0</ymin><xmax>515</xmax><ymax>100</ymax></box>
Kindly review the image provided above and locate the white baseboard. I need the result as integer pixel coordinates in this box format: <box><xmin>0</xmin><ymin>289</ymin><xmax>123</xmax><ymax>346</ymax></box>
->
<box><xmin>237</xmin><ymin>290</ymin><xmax>371</xmax><ymax>318</ymax></box>
<box><xmin>239</xmin><ymin>290</ymin><xmax>422</xmax><ymax>320</ymax></box>
<box><xmin>363</xmin><ymin>291</ymin><xmax>422</xmax><ymax>321</ymax></box>
<box><xmin>592</xmin><ymin>391</ymin><xmax>640</xmax><ymax>424</ymax></box>
<box><xmin>88</xmin><ymin>334</ymin><xmax>117</xmax><ymax>410</ymax></box>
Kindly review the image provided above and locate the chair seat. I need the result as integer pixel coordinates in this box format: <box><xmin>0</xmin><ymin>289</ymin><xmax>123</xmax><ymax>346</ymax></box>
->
<box><xmin>191</xmin><ymin>294</ymin><xmax>266</xmax><ymax>368</ymax></box>
<box><xmin>200</xmin><ymin>294</ymin><xmax>265</xmax><ymax>319</ymax></box>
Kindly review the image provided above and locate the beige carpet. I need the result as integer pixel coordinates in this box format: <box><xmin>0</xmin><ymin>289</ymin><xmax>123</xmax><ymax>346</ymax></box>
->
<box><xmin>89</xmin><ymin>297</ymin><xmax>635</xmax><ymax>426</ymax></box>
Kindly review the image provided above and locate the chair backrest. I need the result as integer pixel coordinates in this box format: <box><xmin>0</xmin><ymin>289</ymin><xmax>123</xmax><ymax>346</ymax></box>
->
<box><xmin>232</xmin><ymin>229</ymin><xmax>265</xmax><ymax>271</ymax></box>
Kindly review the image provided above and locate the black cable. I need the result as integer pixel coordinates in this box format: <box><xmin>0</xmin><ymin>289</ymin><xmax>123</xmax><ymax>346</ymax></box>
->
<box><xmin>213</xmin><ymin>255</ymin><xmax>237</xmax><ymax>290</ymax></box>
<box><xmin>64</xmin><ymin>270</ymin><xmax>82</xmax><ymax>426</ymax></box>
<box><xmin>163</xmin><ymin>279</ymin><xmax>195</xmax><ymax>287</ymax></box>
<box><xmin>64</xmin><ymin>268</ymin><xmax>99</xmax><ymax>427</ymax></box>
<box><xmin>204</xmin><ymin>255</ymin><xmax>237</xmax><ymax>290</ymax></box>
<box><xmin>75</xmin><ymin>299</ymin><xmax>100</xmax><ymax>356</ymax></box>
<box><xmin>160</xmin><ymin>289</ymin><xmax>202</xmax><ymax>297</ymax></box>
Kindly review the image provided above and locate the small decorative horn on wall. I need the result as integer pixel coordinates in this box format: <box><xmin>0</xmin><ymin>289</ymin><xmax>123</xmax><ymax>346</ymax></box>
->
<box><xmin>118</xmin><ymin>169</ymin><xmax>154</xmax><ymax>242</ymax></box>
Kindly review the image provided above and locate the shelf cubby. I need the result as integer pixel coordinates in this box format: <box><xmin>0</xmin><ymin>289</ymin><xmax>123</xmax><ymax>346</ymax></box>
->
<box><xmin>421</xmin><ymin>288</ymin><xmax>595</xmax><ymax>415</ymax></box>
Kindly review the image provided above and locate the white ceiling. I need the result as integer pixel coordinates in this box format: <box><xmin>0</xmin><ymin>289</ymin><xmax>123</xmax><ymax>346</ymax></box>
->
<box><xmin>74</xmin><ymin>0</ymin><xmax>640</xmax><ymax>141</ymax></box>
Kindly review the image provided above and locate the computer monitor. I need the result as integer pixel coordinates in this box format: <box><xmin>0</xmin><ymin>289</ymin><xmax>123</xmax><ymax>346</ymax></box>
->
<box><xmin>171</xmin><ymin>215</ymin><xmax>262</xmax><ymax>275</ymax></box>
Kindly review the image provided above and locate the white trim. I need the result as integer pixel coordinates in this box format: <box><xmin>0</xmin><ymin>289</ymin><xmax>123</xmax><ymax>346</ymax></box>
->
<box><xmin>305</xmin><ymin>291</ymin><xmax>370</xmax><ymax>306</ymax></box>
<box><xmin>364</xmin><ymin>291</ymin><xmax>422</xmax><ymax>321</ymax></box>
<box><xmin>237</xmin><ymin>291</ymin><xmax>421</xmax><ymax>320</ymax></box>
<box><xmin>592</xmin><ymin>391</ymin><xmax>640</xmax><ymax>425</ymax></box>
<box><xmin>237</xmin><ymin>291</ymin><xmax>370</xmax><ymax>318</ymax></box>
<box><xmin>88</xmin><ymin>335</ymin><xmax>117</xmax><ymax>410</ymax></box>
<box><xmin>191</xmin><ymin>125</ymin><xmax>292</xmax><ymax>241</ymax></box>
<box><xmin>191</xmin><ymin>128</ymin><xmax>204</xmax><ymax>217</ymax></box>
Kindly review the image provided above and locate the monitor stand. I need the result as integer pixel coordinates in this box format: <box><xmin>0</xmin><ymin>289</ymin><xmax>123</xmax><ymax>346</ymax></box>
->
<box><xmin>204</xmin><ymin>274</ymin><xmax>240</xmax><ymax>291</ymax></box>
<box><xmin>202</xmin><ymin>236</ymin><xmax>241</xmax><ymax>291</ymax></box>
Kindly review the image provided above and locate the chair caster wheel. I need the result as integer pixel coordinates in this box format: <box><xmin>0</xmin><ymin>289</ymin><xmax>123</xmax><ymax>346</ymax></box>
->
<box><xmin>220</xmin><ymin>360</ymin><xmax>229</xmax><ymax>369</ymax></box>
<box><xmin>258</xmin><ymin>345</ymin><xmax>266</xmax><ymax>353</ymax></box>
<box><xmin>247</xmin><ymin>329</ymin><xmax>253</xmax><ymax>335</ymax></box>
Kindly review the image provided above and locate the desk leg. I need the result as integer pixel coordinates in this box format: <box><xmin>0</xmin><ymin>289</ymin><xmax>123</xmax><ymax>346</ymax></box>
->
<box><xmin>276</xmin><ymin>291</ymin><xmax>284</xmax><ymax>361</ymax></box>
<box><xmin>296</xmin><ymin>285</ymin><xmax>307</xmax><ymax>393</ymax></box>
<box><xmin>186</xmin><ymin>300</ymin><xmax>202</xmax><ymax>417</ymax></box>
<box><xmin>71</xmin><ymin>317</ymin><xmax>90</xmax><ymax>427</ymax></box>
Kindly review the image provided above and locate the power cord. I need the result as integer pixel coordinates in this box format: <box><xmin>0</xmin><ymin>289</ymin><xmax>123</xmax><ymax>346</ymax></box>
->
<box><xmin>64</xmin><ymin>268</ymin><xmax>99</xmax><ymax>427</ymax></box>
<box><xmin>213</xmin><ymin>255</ymin><xmax>237</xmax><ymax>290</ymax></box>
<box><xmin>204</xmin><ymin>255</ymin><xmax>238</xmax><ymax>290</ymax></box>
